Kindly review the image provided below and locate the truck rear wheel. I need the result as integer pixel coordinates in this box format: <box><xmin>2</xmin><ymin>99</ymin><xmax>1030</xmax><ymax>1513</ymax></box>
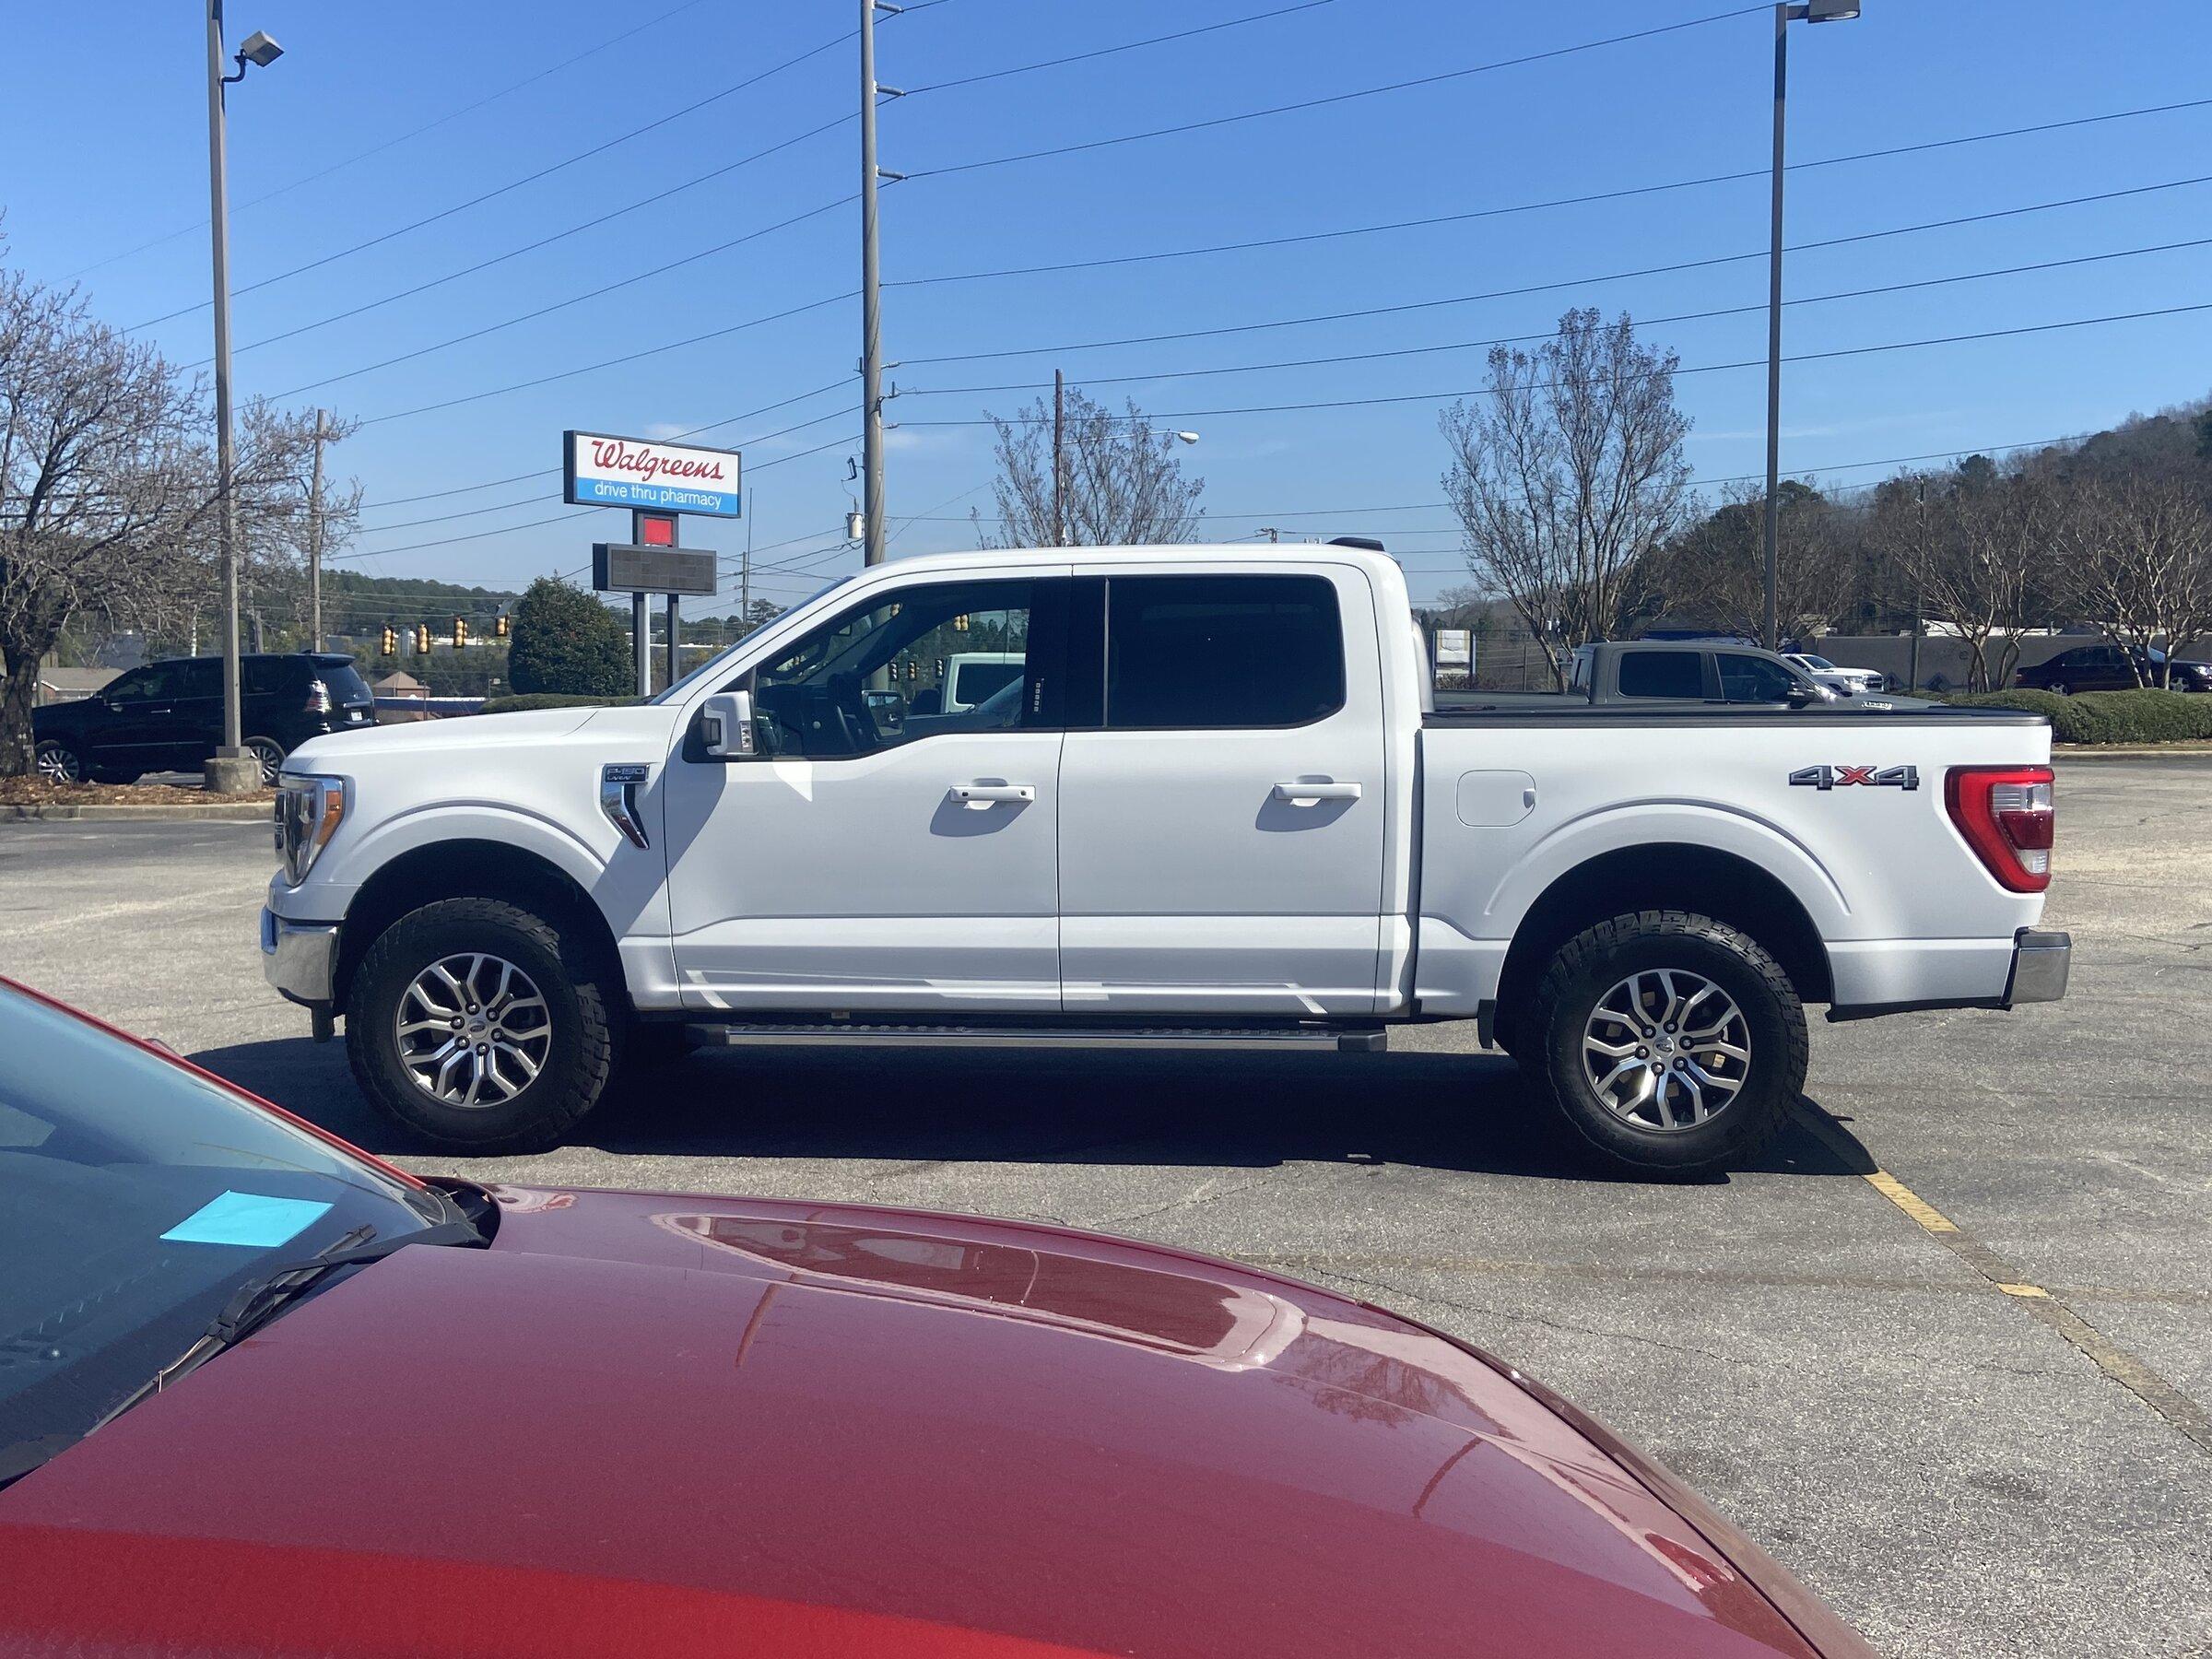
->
<box><xmin>346</xmin><ymin>897</ymin><xmax>618</xmax><ymax>1154</ymax></box>
<box><xmin>1524</xmin><ymin>910</ymin><xmax>1806</xmax><ymax>1174</ymax></box>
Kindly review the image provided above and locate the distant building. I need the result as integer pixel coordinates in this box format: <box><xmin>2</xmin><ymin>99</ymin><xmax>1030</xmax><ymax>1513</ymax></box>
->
<box><xmin>35</xmin><ymin>666</ymin><xmax>119</xmax><ymax>707</ymax></box>
<box><xmin>371</xmin><ymin>670</ymin><xmax>431</xmax><ymax>724</ymax></box>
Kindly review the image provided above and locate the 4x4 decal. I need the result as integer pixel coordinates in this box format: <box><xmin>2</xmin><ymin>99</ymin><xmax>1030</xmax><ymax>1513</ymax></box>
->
<box><xmin>1789</xmin><ymin>764</ymin><xmax>1920</xmax><ymax>792</ymax></box>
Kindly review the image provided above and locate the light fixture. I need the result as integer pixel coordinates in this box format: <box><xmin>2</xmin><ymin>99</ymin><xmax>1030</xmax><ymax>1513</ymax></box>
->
<box><xmin>1805</xmin><ymin>0</ymin><xmax>1861</xmax><ymax>21</ymax></box>
<box><xmin>237</xmin><ymin>29</ymin><xmax>284</xmax><ymax>67</ymax></box>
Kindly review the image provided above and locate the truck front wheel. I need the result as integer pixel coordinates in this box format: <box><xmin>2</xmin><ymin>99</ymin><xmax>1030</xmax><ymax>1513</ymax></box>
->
<box><xmin>1524</xmin><ymin>910</ymin><xmax>1806</xmax><ymax>1174</ymax></box>
<box><xmin>346</xmin><ymin>897</ymin><xmax>618</xmax><ymax>1154</ymax></box>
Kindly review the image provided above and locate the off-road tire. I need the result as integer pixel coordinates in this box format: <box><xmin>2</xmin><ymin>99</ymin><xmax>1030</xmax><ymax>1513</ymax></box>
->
<box><xmin>1524</xmin><ymin>909</ymin><xmax>1806</xmax><ymax>1175</ymax></box>
<box><xmin>347</xmin><ymin>897</ymin><xmax>618</xmax><ymax>1153</ymax></box>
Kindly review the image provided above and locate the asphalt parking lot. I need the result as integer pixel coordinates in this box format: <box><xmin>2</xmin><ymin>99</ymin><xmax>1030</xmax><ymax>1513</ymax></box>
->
<box><xmin>3</xmin><ymin>755</ymin><xmax>2207</xmax><ymax>1659</ymax></box>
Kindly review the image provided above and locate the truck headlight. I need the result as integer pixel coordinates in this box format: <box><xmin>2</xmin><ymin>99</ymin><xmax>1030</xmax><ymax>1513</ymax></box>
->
<box><xmin>275</xmin><ymin>774</ymin><xmax>347</xmax><ymax>885</ymax></box>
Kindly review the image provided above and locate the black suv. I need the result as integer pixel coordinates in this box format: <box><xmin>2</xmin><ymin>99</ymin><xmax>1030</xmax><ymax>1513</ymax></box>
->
<box><xmin>34</xmin><ymin>653</ymin><xmax>377</xmax><ymax>785</ymax></box>
<box><xmin>2013</xmin><ymin>642</ymin><xmax>2212</xmax><ymax>694</ymax></box>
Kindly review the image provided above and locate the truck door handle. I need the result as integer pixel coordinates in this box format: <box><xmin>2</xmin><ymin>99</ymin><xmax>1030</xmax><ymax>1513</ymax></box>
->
<box><xmin>1273</xmin><ymin>781</ymin><xmax>1361</xmax><ymax>805</ymax></box>
<box><xmin>949</xmin><ymin>782</ymin><xmax>1035</xmax><ymax>807</ymax></box>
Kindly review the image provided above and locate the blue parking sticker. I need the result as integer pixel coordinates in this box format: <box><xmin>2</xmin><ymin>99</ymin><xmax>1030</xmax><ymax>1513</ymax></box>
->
<box><xmin>161</xmin><ymin>1191</ymin><xmax>335</xmax><ymax>1248</ymax></box>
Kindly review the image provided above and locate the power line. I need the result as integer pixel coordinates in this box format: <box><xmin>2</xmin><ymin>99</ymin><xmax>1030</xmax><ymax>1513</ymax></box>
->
<box><xmin>905</xmin><ymin>1</ymin><xmax>1335</xmax><ymax>95</ymax></box>
<box><xmin>334</xmin><ymin>432</ymin><xmax>857</xmax><ymax>560</ymax></box>
<box><xmin>336</xmin><ymin>288</ymin><xmax>854</xmax><ymax>419</ymax></box>
<box><xmin>902</xmin><ymin>300</ymin><xmax>2212</xmax><ymax>427</ymax></box>
<box><xmin>905</xmin><ymin>4</ymin><xmax>1771</xmax><ymax>181</ymax></box>
<box><xmin>131</xmin><ymin>29</ymin><xmax>855</xmax><ymax>331</ymax></box>
<box><xmin>900</xmin><ymin>176</ymin><xmax>2212</xmax><ymax>365</ymax></box>
<box><xmin>907</xmin><ymin>239</ymin><xmax>2212</xmax><ymax>399</ymax></box>
<box><xmin>892</xmin><ymin>104</ymin><xmax>2212</xmax><ymax>288</ymax></box>
<box><xmin>357</xmin><ymin>380</ymin><xmax>853</xmax><ymax>513</ymax></box>
<box><xmin>65</xmin><ymin>0</ymin><xmax>722</xmax><ymax>280</ymax></box>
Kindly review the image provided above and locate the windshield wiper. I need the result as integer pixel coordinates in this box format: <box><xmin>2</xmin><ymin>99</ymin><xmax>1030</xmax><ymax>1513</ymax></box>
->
<box><xmin>0</xmin><ymin>1218</ymin><xmax>486</xmax><ymax>1496</ymax></box>
<box><xmin>112</xmin><ymin>1222</ymin><xmax>485</xmax><ymax>1429</ymax></box>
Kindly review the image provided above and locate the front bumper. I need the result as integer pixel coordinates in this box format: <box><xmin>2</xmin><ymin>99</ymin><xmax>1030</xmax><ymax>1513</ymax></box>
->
<box><xmin>261</xmin><ymin>906</ymin><xmax>340</xmax><ymax>1009</ymax></box>
<box><xmin>2004</xmin><ymin>928</ymin><xmax>2071</xmax><ymax>1006</ymax></box>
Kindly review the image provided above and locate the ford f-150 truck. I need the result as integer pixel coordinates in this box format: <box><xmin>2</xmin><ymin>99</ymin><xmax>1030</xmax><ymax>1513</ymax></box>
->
<box><xmin>262</xmin><ymin>546</ymin><xmax>2069</xmax><ymax>1172</ymax></box>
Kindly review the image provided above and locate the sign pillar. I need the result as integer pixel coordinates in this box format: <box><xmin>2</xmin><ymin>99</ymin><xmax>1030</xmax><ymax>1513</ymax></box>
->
<box><xmin>665</xmin><ymin>594</ymin><xmax>680</xmax><ymax>690</ymax></box>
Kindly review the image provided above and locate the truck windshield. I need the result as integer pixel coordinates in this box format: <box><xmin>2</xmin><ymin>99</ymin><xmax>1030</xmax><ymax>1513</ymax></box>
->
<box><xmin>0</xmin><ymin>983</ymin><xmax>446</xmax><ymax>1487</ymax></box>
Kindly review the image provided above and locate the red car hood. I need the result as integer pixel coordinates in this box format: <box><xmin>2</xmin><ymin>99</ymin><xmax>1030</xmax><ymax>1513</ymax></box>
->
<box><xmin>0</xmin><ymin>1186</ymin><xmax>1856</xmax><ymax>1659</ymax></box>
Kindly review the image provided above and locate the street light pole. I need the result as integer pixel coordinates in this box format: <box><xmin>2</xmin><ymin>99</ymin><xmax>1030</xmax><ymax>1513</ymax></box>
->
<box><xmin>206</xmin><ymin>0</ymin><xmax>245</xmax><ymax>782</ymax></box>
<box><xmin>202</xmin><ymin>5</ymin><xmax>282</xmax><ymax>793</ymax></box>
<box><xmin>1761</xmin><ymin>0</ymin><xmax>1862</xmax><ymax>653</ymax></box>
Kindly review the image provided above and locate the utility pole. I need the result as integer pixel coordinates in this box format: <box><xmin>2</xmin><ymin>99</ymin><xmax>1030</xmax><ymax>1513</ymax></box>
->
<box><xmin>307</xmin><ymin>408</ymin><xmax>329</xmax><ymax>652</ymax></box>
<box><xmin>741</xmin><ymin>489</ymin><xmax>753</xmax><ymax>621</ymax></box>
<box><xmin>860</xmin><ymin>0</ymin><xmax>904</xmax><ymax>567</ymax></box>
<box><xmin>1052</xmin><ymin>369</ymin><xmax>1066</xmax><ymax>547</ymax></box>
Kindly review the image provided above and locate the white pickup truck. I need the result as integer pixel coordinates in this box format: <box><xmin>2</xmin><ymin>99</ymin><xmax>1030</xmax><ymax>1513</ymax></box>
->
<box><xmin>263</xmin><ymin>545</ymin><xmax>2068</xmax><ymax>1172</ymax></box>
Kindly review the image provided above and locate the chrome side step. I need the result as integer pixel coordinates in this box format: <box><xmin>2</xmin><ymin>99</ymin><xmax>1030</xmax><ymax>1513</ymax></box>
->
<box><xmin>683</xmin><ymin>1021</ymin><xmax>1387</xmax><ymax>1054</ymax></box>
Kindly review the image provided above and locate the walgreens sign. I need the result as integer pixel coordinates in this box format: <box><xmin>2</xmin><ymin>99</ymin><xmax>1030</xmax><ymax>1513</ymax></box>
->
<box><xmin>564</xmin><ymin>430</ymin><xmax>743</xmax><ymax>517</ymax></box>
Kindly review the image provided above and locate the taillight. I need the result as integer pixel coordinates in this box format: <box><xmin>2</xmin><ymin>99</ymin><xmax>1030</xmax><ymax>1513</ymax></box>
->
<box><xmin>304</xmin><ymin>677</ymin><xmax>332</xmax><ymax>714</ymax></box>
<box><xmin>1947</xmin><ymin>766</ymin><xmax>2054</xmax><ymax>892</ymax></box>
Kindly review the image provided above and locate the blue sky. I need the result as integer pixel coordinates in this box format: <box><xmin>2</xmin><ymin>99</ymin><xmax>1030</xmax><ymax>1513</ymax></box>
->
<box><xmin>5</xmin><ymin>0</ymin><xmax>2209</xmax><ymax>618</ymax></box>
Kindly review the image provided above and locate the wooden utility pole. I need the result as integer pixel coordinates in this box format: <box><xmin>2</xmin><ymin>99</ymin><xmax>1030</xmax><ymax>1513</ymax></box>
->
<box><xmin>1053</xmin><ymin>369</ymin><xmax>1066</xmax><ymax>547</ymax></box>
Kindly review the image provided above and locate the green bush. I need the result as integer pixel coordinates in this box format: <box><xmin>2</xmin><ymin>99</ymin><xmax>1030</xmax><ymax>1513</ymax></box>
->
<box><xmin>1935</xmin><ymin>688</ymin><xmax>2212</xmax><ymax>744</ymax></box>
<box><xmin>507</xmin><ymin>577</ymin><xmax>633</xmax><ymax>698</ymax></box>
<box><xmin>477</xmin><ymin>692</ymin><xmax>635</xmax><ymax>716</ymax></box>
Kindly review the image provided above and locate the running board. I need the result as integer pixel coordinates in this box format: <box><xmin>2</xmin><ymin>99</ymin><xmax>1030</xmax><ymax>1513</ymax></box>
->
<box><xmin>683</xmin><ymin>1020</ymin><xmax>1387</xmax><ymax>1054</ymax></box>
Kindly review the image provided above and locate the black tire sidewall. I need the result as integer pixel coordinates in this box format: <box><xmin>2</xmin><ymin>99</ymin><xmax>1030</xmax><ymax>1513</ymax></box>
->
<box><xmin>1536</xmin><ymin>916</ymin><xmax>1804</xmax><ymax>1172</ymax></box>
<box><xmin>347</xmin><ymin>900</ymin><xmax>610</xmax><ymax>1151</ymax></box>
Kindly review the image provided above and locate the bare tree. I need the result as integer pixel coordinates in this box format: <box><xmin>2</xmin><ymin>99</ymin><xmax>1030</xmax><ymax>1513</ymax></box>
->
<box><xmin>975</xmin><ymin>384</ymin><xmax>1203</xmax><ymax>547</ymax></box>
<box><xmin>0</xmin><ymin>266</ymin><xmax>334</xmax><ymax>775</ymax></box>
<box><xmin>1869</xmin><ymin>459</ymin><xmax>2057</xmax><ymax>691</ymax></box>
<box><xmin>1652</xmin><ymin>478</ymin><xmax>1857</xmax><ymax>641</ymax></box>
<box><xmin>1441</xmin><ymin>310</ymin><xmax>1691</xmax><ymax>688</ymax></box>
<box><xmin>2055</xmin><ymin>465</ymin><xmax>2212</xmax><ymax>684</ymax></box>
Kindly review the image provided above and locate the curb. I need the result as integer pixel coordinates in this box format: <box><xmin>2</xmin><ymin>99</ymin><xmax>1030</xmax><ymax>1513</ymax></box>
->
<box><xmin>2</xmin><ymin>802</ymin><xmax>273</xmax><ymax>822</ymax></box>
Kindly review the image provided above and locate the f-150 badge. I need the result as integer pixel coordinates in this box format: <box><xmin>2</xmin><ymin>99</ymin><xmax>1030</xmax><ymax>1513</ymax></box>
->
<box><xmin>1789</xmin><ymin>764</ymin><xmax>1920</xmax><ymax>792</ymax></box>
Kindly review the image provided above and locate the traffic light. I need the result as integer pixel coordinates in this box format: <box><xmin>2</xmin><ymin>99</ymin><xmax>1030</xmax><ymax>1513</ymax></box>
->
<box><xmin>381</xmin><ymin>624</ymin><xmax>397</xmax><ymax>656</ymax></box>
<box><xmin>495</xmin><ymin>613</ymin><xmax>510</xmax><ymax>639</ymax></box>
<box><xmin>453</xmin><ymin>617</ymin><xmax>469</xmax><ymax>649</ymax></box>
<box><xmin>413</xmin><ymin>624</ymin><xmax>430</xmax><ymax>655</ymax></box>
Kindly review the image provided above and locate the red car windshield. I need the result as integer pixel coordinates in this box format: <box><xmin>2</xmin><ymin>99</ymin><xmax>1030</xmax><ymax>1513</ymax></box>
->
<box><xmin>0</xmin><ymin>985</ymin><xmax>445</xmax><ymax>1487</ymax></box>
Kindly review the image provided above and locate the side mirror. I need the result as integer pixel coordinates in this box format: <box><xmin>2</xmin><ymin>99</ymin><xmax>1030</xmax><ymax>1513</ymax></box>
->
<box><xmin>700</xmin><ymin>690</ymin><xmax>756</xmax><ymax>758</ymax></box>
<box><xmin>1784</xmin><ymin>684</ymin><xmax>1822</xmax><ymax>708</ymax></box>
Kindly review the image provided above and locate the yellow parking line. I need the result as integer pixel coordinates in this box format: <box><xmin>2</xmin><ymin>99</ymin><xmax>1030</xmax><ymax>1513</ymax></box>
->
<box><xmin>1997</xmin><ymin>1283</ymin><xmax>2051</xmax><ymax>1299</ymax></box>
<box><xmin>1863</xmin><ymin>1170</ymin><xmax>1960</xmax><ymax>1234</ymax></box>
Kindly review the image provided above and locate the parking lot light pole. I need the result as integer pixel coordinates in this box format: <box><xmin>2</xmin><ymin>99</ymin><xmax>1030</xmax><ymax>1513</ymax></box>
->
<box><xmin>1762</xmin><ymin>0</ymin><xmax>1862</xmax><ymax>653</ymax></box>
<box><xmin>203</xmin><ymin>5</ymin><xmax>284</xmax><ymax>794</ymax></box>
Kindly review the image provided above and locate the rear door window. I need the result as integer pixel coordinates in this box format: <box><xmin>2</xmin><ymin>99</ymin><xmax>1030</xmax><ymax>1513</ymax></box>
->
<box><xmin>175</xmin><ymin>659</ymin><xmax>221</xmax><ymax>700</ymax></box>
<box><xmin>1616</xmin><ymin>651</ymin><xmax>1706</xmax><ymax>700</ymax></box>
<box><xmin>1103</xmin><ymin>574</ymin><xmax>1344</xmax><ymax>729</ymax></box>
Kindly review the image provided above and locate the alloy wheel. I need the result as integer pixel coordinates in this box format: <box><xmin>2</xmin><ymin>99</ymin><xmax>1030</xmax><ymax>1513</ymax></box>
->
<box><xmin>394</xmin><ymin>953</ymin><xmax>553</xmax><ymax>1109</ymax></box>
<box><xmin>35</xmin><ymin>742</ymin><xmax>81</xmax><ymax>785</ymax></box>
<box><xmin>1581</xmin><ymin>969</ymin><xmax>1751</xmax><ymax>1132</ymax></box>
<box><xmin>246</xmin><ymin>737</ymin><xmax>286</xmax><ymax>785</ymax></box>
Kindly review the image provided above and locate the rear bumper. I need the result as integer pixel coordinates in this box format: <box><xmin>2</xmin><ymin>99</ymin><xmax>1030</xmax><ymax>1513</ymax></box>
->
<box><xmin>2004</xmin><ymin>928</ymin><xmax>2072</xmax><ymax>1006</ymax></box>
<box><xmin>261</xmin><ymin>907</ymin><xmax>339</xmax><ymax>1008</ymax></box>
<box><xmin>1828</xmin><ymin>927</ymin><xmax>2068</xmax><ymax>1021</ymax></box>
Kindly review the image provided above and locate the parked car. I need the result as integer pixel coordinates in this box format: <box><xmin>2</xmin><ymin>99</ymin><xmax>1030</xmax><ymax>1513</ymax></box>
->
<box><xmin>33</xmin><ymin>653</ymin><xmax>375</xmax><ymax>786</ymax></box>
<box><xmin>2013</xmin><ymin>642</ymin><xmax>2212</xmax><ymax>694</ymax></box>
<box><xmin>262</xmin><ymin>546</ymin><xmax>2065</xmax><ymax>1172</ymax></box>
<box><xmin>1566</xmin><ymin>641</ymin><xmax>1836</xmax><ymax>706</ymax></box>
<box><xmin>1783</xmin><ymin>653</ymin><xmax>1886</xmax><ymax>697</ymax></box>
<box><xmin>0</xmin><ymin>974</ymin><xmax>1876</xmax><ymax>1658</ymax></box>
